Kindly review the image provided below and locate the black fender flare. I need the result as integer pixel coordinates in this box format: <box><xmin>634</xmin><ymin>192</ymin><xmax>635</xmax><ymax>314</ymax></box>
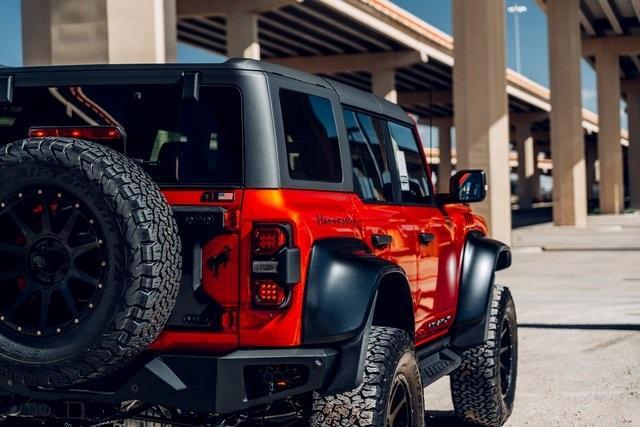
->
<box><xmin>303</xmin><ymin>238</ymin><xmax>410</xmax><ymax>394</ymax></box>
<box><xmin>450</xmin><ymin>232</ymin><xmax>511</xmax><ymax>349</ymax></box>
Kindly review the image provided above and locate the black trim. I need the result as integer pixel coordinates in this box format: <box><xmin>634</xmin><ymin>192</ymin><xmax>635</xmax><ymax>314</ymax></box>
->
<box><xmin>450</xmin><ymin>232</ymin><xmax>512</xmax><ymax>349</ymax></box>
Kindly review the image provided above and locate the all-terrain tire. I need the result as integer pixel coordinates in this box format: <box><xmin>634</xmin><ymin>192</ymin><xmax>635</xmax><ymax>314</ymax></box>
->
<box><xmin>450</xmin><ymin>285</ymin><xmax>518</xmax><ymax>427</ymax></box>
<box><xmin>0</xmin><ymin>137</ymin><xmax>181</xmax><ymax>387</ymax></box>
<box><xmin>311</xmin><ymin>327</ymin><xmax>424</xmax><ymax>427</ymax></box>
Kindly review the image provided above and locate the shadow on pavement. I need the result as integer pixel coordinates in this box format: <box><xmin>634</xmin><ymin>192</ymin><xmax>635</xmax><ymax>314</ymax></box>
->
<box><xmin>518</xmin><ymin>323</ymin><xmax>640</xmax><ymax>331</ymax></box>
<box><xmin>425</xmin><ymin>410</ymin><xmax>470</xmax><ymax>426</ymax></box>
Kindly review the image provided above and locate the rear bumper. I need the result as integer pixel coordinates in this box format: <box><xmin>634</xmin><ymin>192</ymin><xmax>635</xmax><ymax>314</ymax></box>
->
<box><xmin>0</xmin><ymin>348</ymin><xmax>337</xmax><ymax>414</ymax></box>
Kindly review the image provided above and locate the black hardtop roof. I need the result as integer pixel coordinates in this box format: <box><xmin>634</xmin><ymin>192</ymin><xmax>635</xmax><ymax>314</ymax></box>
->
<box><xmin>2</xmin><ymin>58</ymin><xmax>413</xmax><ymax>125</ymax></box>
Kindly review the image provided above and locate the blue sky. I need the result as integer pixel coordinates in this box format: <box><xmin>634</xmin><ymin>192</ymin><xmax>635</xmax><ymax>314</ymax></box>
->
<box><xmin>0</xmin><ymin>0</ymin><xmax>602</xmax><ymax>114</ymax></box>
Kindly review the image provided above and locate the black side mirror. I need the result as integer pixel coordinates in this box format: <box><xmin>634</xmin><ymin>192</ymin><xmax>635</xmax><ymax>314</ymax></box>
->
<box><xmin>438</xmin><ymin>169</ymin><xmax>487</xmax><ymax>204</ymax></box>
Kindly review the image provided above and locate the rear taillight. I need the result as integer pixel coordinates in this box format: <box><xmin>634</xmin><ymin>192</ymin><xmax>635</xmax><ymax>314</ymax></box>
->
<box><xmin>28</xmin><ymin>126</ymin><xmax>123</xmax><ymax>141</ymax></box>
<box><xmin>253</xmin><ymin>226</ymin><xmax>287</xmax><ymax>256</ymax></box>
<box><xmin>251</xmin><ymin>224</ymin><xmax>300</xmax><ymax>309</ymax></box>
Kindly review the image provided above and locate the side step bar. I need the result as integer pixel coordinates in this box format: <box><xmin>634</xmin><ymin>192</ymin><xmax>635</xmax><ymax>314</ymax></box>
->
<box><xmin>416</xmin><ymin>338</ymin><xmax>462</xmax><ymax>387</ymax></box>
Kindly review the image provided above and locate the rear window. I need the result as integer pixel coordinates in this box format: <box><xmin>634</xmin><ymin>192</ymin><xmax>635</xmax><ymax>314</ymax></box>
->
<box><xmin>0</xmin><ymin>85</ymin><xmax>243</xmax><ymax>186</ymax></box>
<box><xmin>279</xmin><ymin>89</ymin><xmax>342</xmax><ymax>182</ymax></box>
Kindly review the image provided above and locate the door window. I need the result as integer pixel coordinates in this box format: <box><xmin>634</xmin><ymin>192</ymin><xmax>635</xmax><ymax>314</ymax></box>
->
<box><xmin>344</xmin><ymin>110</ymin><xmax>393</xmax><ymax>202</ymax></box>
<box><xmin>387</xmin><ymin>121</ymin><xmax>432</xmax><ymax>204</ymax></box>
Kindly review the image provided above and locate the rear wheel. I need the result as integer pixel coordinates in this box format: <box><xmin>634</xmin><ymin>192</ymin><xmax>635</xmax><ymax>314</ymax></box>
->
<box><xmin>0</xmin><ymin>138</ymin><xmax>181</xmax><ymax>387</ymax></box>
<box><xmin>311</xmin><ymin>327</ymin><xmax>424</xmax><ymax>427</ymax></box>
<box><xmin>450</xmin><ymin>285</ymin><xmax>518</xmax><ymax>427</ymax></box>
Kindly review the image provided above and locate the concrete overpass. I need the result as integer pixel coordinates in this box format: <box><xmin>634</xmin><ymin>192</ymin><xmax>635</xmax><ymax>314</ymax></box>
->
<box><xmin>19</xmin><ymin>0</ymin><xmax>636</xmax><ymax>243</ymax></box>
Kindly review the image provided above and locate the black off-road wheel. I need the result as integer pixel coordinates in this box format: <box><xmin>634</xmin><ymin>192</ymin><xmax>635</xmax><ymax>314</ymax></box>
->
<box><xmin>311</xmin><ymin>327</ymin><xmax>424</xmax><ymax>427</ymax></box>
<box><xmin>0</xmin><ymin>138</ymin><xmax>181</xmax><ymax>387</ymax></box>
<box><xmin>450</xmin><ymin>285</ymin><xmax>518</xmax><ymax>427</ymax></box>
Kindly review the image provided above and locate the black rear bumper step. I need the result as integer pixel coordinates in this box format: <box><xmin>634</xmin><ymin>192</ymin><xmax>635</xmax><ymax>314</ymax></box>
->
<box><xmin>0</xmin><ymin>348</ymin><xmax>337</xmax><ymax>415</ymax></box>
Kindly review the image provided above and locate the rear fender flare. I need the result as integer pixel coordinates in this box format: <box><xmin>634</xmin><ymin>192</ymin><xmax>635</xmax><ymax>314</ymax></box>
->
<box><xmin>302</xmin><ymin>238</ymin><xmax>411</xmax><ymax>394</ymax></box>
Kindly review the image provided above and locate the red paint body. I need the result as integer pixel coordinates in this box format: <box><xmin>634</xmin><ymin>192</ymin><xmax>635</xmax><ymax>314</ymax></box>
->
<box><xmin>150</xmin><ymin>186</ymin><xmax>487</xmax><ymax>353</ymax></box>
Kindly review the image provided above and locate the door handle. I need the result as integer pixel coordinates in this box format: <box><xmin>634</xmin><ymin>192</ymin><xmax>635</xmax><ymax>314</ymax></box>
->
<box><xmin>372</xmin><ymin>234</ymin><xmax>392</xmax><ymax>248</ymax></box>
<box><xmin>418</xmin><ymin>232</ymin><xmax>435</xmax><ymax>245</ymax></box>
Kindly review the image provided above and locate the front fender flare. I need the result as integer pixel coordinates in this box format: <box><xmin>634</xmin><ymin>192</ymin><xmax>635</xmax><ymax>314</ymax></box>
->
<box><xmin>450</xmin><ymin>232</ymin><xmax>511</xmax><ymax>349</ymax></box>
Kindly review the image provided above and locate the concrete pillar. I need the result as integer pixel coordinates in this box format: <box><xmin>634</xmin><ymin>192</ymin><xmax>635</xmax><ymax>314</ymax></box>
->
<box><xmin>437</xmin><ymin>125</ymin><xmax>452</xmax><ymax>193</ymax></box>
<box><xmin>452</xmin><ymin>0</ymin><xmax>511</xmax><ymax>244</ymax></box>
<box><xmin>596</xmin><ymin>50</ymin><xmax>624</xmax><ymax>213</ymax></box>
<box><xmin>226</xmin><ymin>11</ymin><xmax>260</xmax><ymax>59</ymax></box>
<box><xmin>22</xmin><ymin>0</ymin><xmax>176</xmax><ymax>65</ymax></box>
<box><xmin>372</xmin><ymin>70</ymin><xmax>397</xmax><ymax>103</ymax></box>
<box><xmin>514</xmin><ymin>122</ymin><xmax>537</xmax><ymax>209</ymax></box>
<box><xmin>585</xmin><ymin>139</ymin><xmax>598</xmax><ymax>206</ymax></box>
<box><xmin>547</xmin><ymin>0</ymin><xmax>587</xmax><ymax>226</ymax></box>
<box><xmin>625</xmin><ymin>88</ymin><xmax>640</xmax><ymax>209</ymax></box>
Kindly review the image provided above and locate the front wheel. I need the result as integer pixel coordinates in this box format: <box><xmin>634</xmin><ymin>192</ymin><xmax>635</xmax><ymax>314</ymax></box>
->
<box><xmin>450</xmin><ymin>285</ymin><xmax>518</xmax><ymax>427</ymax></box>
<box><xmin>311</xmin><ymin>327</ymin><xmax>425</xmax><ymax>427</ymax></box>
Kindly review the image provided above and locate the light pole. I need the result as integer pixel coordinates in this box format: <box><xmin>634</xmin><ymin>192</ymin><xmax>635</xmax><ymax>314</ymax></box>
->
<box><xmin>507</xmin><ymin>3</ymin><xmax>527</xmax><ymax>74</ymax></box>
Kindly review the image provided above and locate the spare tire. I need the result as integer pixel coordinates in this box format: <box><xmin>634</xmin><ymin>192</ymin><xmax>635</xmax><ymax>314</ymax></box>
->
<box><xmin>0</xmin><ymin>138</ymin><xmax>181</xmax><ymax>387</ymax></box>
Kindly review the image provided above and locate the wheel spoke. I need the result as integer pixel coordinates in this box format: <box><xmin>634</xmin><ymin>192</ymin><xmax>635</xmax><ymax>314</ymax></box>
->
<box><xmin>38</xmin><ymin>289</ymin><xmax>52</xmax><ymax>330</ymax></box>
<box><xmin>389</xmin><ymin>396</ymin><xmax>407</xmax><ymax>423</ymax></box>
<box><xmin>59</xmin><ymin>209</ymin><xmax>79</xmax><ymax>241</ymax></box>
<box><xmin>40</xmin><ymin>200</ymin><xmax>53</xmax><ymax>234</ymax></box>
<box><xmin>6</xmin><ymin>284</ymin><xmax>36</xmax><ymax>315</ymax></box>
<box><xmin>58</xmin><ymin>283</ymin><xmax>78</xmax><ymax>315</ymax></box>
<box><xmin>69</xmin><ymin>269</ymin><xmax>98</xmax><ymax>285</ymax></box>
<box><xmin>0</xmin><ymin>266</ymin><xmax>24</xmax><ymax>282</ymax></box>
<box><xmin>0</xmin><ymin>242</ymin><xmax>26</xmax><ymax>258</ymax></box>
<box><xmin>71</xmin><ymin>240</ymin><xmax>100</xmax><ymax>259</ymax></box>
<box><xmin>7</xmin><ymin>210</ymin><xmax>36</xmax><ymax>242</ymax></box>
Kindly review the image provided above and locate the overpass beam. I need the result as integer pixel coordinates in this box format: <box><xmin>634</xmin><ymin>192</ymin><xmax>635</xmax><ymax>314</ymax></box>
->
<box><xmin>269</xmin><ymin>50</ymin><xmax>427</xmax><ymax>74</ymax></box>
<box><xmin>453</xmin><ymin>0</ymin><xmax>511</xmax><ymax>244</ymax></box>
<box><xmin>595</xmin><ymin>50</ymin><xmax>624</xmax><ymax>213</ymax></box>
<box><xmin>22</xmin><ymin>0</ymin><xmax>176</xmax><ymax>65</ymax></box>
<box><xmin>626</xmin><ymin>86</ymin><xmax>640</xmax><ymax>209</ymax></box>
<box><xmin>437</xmin><ymin>124</ymin><xmax>453</xmax><ymax>193</ymax></box>
<box><xmin>548</xmin><ymin>0</ymin><xmax>587</xmax><ymax>226</ymax></box>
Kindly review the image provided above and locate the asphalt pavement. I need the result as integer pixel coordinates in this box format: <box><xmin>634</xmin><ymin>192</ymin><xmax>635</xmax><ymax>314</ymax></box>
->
<box><xmin>425</xmin><ymin>212</ymin><xmax>640</xmax><ymax>426</ymax></box>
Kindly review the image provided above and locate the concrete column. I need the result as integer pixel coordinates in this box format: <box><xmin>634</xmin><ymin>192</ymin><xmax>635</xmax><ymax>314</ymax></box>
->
<box><xmin>437</xmin><ymin>125</ymin><xmax>452</xmax><ymax>193</ymax></box>
<box><xmin>226</xmin><ymin>11</ymin><xmax>260</xmax><ymax>59</ymax></box>
<box><xmin>585</xmin><ymin>139</ymin><xmax>598</xmax><ymax>205</ymax></box>
<box><xmin>22</xmin><ymin>0</ymin><xmax>176</xmax><ymax>65</ymax></box>
<box><xmin>625</xmin><ymin>88</ymin><xmax>640</xmax><ymax>209</ymax></box>
<box><xmin>453</xmin><ymin>0</ymin><xmax>511</xmax><ymax>244</ymax></box>
<box><xmin>596</xmin><ymin>50</ymin><xmax>624</xmax><ymax>213</ymax></box>
<box><xmin>372</xmin><ymin>70</ymin><xmax>397</xmax><ymax>103</ymax></box>
<box><xmin>514</xmin><ymin>122</ymin><xmax>537</xmax><ymax>209</ymax></box>
<box><xmin>547</xmin><ymin>0</ymin><xmax>587</xmax><ymax>226</ymax></box>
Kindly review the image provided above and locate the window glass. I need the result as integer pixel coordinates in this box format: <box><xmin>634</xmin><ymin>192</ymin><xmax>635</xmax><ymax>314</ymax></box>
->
<box><xmin>387</xmin><ymin>121</ymin><xmax>432</xmax><ymax>204</ymax></box>
<box><xmin>0</xmin><ymin>85</ymin><xmax>243</xmax><ymax>185</ymax></box>
<box><xmin>344</xmin><ymin>110</ymin><xmax>392</xmax><ymax>202</ymax></box>
<box><xmin>279</xmin><ymin>89</ymin><xmax>342</xmax><ymax>182</ymax></box>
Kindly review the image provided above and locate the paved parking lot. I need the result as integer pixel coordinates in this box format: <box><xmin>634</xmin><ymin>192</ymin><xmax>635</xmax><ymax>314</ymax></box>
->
<box><xmin>426</xmin><ymin>213</ymin><xmax>640</xmax><ymax>426</ymax></box>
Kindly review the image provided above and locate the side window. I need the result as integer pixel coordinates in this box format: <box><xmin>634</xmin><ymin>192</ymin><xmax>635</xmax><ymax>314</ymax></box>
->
<box><xmin>279</xmin><ymin>89</ymin><xmax>342</xmax><ymax>182</ymax></box>
<box><xmin>344</xmin><ymin>110</ymin><xmax>393</xmax><ymax>202</ymax></box>
<box><xmin>387</xmin><ymin>121</ymin><xmax>432</xmax><ymax>204</ymax></box>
